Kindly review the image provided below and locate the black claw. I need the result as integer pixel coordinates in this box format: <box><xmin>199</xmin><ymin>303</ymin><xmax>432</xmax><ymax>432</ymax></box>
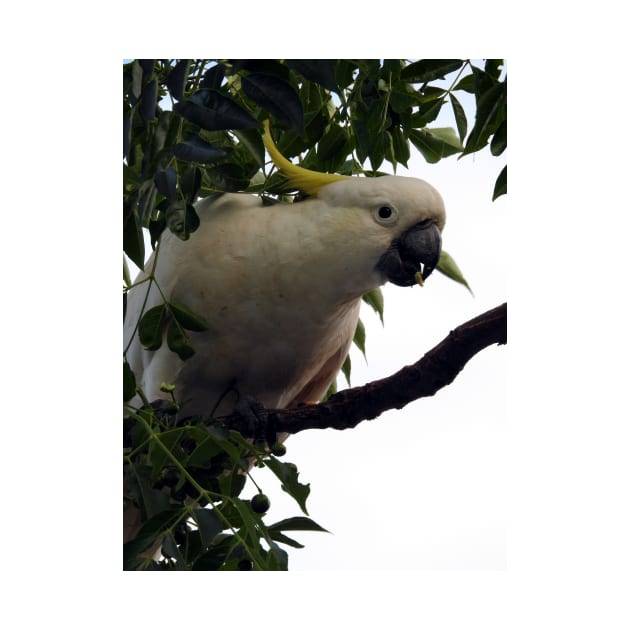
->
<box><xmin>235</xmin><ymin>395</ymin><xmax>276</xmax><ymax>446</ymax></box>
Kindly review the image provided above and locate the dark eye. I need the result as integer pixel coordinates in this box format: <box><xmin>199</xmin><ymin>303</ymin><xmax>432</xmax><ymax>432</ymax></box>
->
<box><xmin>378</xmin><ymin>206</ymin><xmax>393</xmax><ymax>219</ymax></box>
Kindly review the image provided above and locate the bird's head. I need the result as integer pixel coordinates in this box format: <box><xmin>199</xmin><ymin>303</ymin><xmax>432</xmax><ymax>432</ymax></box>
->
<box><xmin>317</xmin><ymin>175</ymin><xmax>445</xmax><ymax>287</ymax></box>
<box><xmin>262</xmin><ymin>121</ymin><xmax>446</xmax><ymax>290</ymax></box>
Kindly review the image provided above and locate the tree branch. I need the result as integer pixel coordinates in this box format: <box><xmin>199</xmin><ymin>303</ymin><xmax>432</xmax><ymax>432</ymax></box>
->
<box><xmin>223</xmin><ymin>302</ymin><xmax>507</xmax><ymax>436</ymax></box>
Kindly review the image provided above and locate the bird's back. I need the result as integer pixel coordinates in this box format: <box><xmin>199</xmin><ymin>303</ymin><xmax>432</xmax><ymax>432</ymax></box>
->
<box><xmin>124</xmin><ymin>194</ymin><xmax>362</xmax><ymax>417</ymax></box>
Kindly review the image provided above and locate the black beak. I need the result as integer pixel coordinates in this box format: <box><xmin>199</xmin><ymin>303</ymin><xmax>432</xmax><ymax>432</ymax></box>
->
<box><xmin>376</xmin><ymin>220</ymin><xmax>442</xmax><ymax>287</ymax></box>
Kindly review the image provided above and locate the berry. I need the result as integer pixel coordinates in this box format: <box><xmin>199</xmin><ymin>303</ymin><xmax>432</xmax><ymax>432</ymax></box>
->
<box><xmin>250</xmin><ymin>493</ymin><xmax>270</xmax><ymax>514</ymax></box>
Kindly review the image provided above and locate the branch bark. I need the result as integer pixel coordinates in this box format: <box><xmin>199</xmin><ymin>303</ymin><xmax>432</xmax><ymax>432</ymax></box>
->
<box><xmin>224</xmin><ymin>302</ymin><xmax>507</xmax><ymax>436</ymax></box>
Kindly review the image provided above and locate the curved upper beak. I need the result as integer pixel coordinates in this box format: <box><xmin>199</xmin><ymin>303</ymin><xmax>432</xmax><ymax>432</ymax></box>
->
<box><xmin>400</xmin><ymin>220</ymin><xmax>442</xmax><ymax>281</ymax></box>
<box><xmin>376</xmin><ymin>220</ymin><xmax>442</xmax><ymax>287</ymax></box>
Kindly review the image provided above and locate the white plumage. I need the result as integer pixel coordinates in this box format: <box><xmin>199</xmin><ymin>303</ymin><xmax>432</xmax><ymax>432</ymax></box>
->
<box><xmin>124</xmin><ymin>174</ymin><xmax>446</xmax><ymax>419</ymax></box>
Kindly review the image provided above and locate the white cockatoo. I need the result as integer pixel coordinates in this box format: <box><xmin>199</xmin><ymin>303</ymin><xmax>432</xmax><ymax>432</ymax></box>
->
<box><xmin>124</xmin><ymin>121</ymin><xmax>445</xmax><ymax>420</ymax></box>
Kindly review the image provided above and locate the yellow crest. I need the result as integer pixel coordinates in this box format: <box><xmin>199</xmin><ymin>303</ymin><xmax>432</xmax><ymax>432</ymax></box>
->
<box><xmin>262</xmin><ymin>120</ymin><xmax>350</xmax><ymax>196</ymax></box>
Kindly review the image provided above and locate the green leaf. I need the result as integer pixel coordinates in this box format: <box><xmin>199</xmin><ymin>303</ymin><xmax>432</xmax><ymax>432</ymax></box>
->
<box><xmin>400</xmin><ymin>59</ymin><xmax>464</xmax><ymax>83</ymax></box>
<box><xmin>123</xmin><ymin>256</ymin><xmax>132</xmax><ymax>288</ymax></box>
<box><xmin>417</xmin><ymin>85</ymin><xmax>448</xmax><ymax>104</ymax></box>
<box><xmin>493</xmin><ymin>165</ymin><xmax>507</xmax><ymax>201</ymax></box>
<box><xmin>147</xmin><ymin>428</ymin><xmax>185</xmax><ymax>482</ymax></box>
<box><xmin>268</xmin><ymin>516</ymin><xmax>329</xmax><ymax>534</ymax></box>
<box><xmin>123</xmin><ymin>359</ymin><xmax>136</xmax><ymax>401</ymax></box>
<box><xmin>362</xmin><ymin>288</ymin><xmax>384</xmax><ymax>324</ymax></box>
<box><xmin>168</xmin><ymin>301</ymin><xmax>209</xmax><ymax>332</ymax></box>
<box><xmin>139</xmin><ymin>79</ymin><xmax>157</xmax><ymax>121</ymax></box>
<box><xmin>172</xmin><ymin>135</ymin><xmax>227</xmax><ymax>163</ymax></box>
<box><xmin>138</xmin><ymin>304</ymin><xmax>166</xmax><ymax>351</ymax></box>
<box><xmin>233</xmin><ymin>127</ymin><xmax>265</xmax><ymax>168</ymax></box>
<box><xmin>136</xmin><ymin>180</ymin><xmax>158</xmax><ymax>226</ymax></box>
<box><xmin>138</xmin><ymin>508</ymin><xmax>184</xmax><ymax>540</ymax></box>
<box><xmin>366</xmin><ymin>97</ymin><xmax>389</xmax><ymax>134</ymax></box>
<box><xmin>462</xmin><ymin>81</ymin><xmax>506</xmax><ymax>156</ymax></box>
<box><xmin>180</xmin><ymin>165</ymin><xmax>203</xmax><ymax>203</ymax></box>
<box><xmin>138</xmin><ymin>59</ymin><xmax>154</xmax><ymax>76</ymax></box>
<box><xmin>449</xmin><ymin>92</ymin><xmax>468</xmax><ymax>143</ymax></box>
<box><xmin>152</xmin><ymin>110</ymin><xmax>175</xmax><ymax>161</ymax></box>
<box><xmin>231</xmin><ymin>498</ymin><xmax>265</xmax><ymax>551</ymax></box>
<box><xmin>123</xmin><ymin>507</ymin><xmax>183</xmax><ymax>568</ymax></box>
<box><xmin>341</xmin><ymin>354</ymin><xmax>351</xmax><ymax>386</ymax></box>
<box><xmin>316</xmin><ymin>124</ymin><xmax>351</xmax><ymax>171</ymax></box>
<box><xmin>409</xmin><ymin>128</ymin><xmax>461</xmax><ymax>163</ymax></box>
<box><xmin>453</xmin><ymin>74</ymin><xmax>476</xmax><ymax>93</ymax></box>
<box><xmin>200</xmin><ymin>64</ymin><xmax>225</xmax><ymax>90</ymax></box>
<box><xmin>408</xmin><ymin>129</ymin><xmax>445</xmax><ymax>164</ymax></box>
<box><xmin>148</xmin><ymin>217</ymin><xmax>166</xmax><ymax>248</ymax></box>
<box><xmin>368</xmin><ymin>132</ymin><xmax>387</xmax><ymax>171</ymax></box>
<box><xmin>268</xmin><ymin>531</ymin><xmax>304</xmax><ymax>549</ymax></box>
<box><xmin>390</xmin><ymin>125</ymin><xmax>410</xmax><ymax>168</ymax></box>
<box><xmin>241</xmin><ymin>73</ymin><xmax>304</xmax><ymax>133</ymax></box>
<box><xmin>264</xmin><ymin>456</ymin><xmax>311</xmax><ymax>515</ymax></box>
<box><xmin>165</xmin><ymin>59</ymin><xmax>190</xmax><ymax>101</ymax></box>
<box><xmin>123</xmin><ymin>205</ymin><xmax>145</xmax><ymax>270</ymax></box>
<box><xmin>126</xmin><ymin>463</ymin><xmax>172</xmax><ymax>520</ymax></box>
<box><xmin>468</xmin><ymin>65</ymin><xmax>498</xmax><ymax>101</ymax></box>
<box><xmin>218</xmin><ymin>468</ymin><xmax>247</xmax><ymax>498</ymax></box>
<box><xmin>204</xmin><ymin>163</ymin><xmax>252</xmax><ymax>192</ymax></box>
<box><xmin>267</xmin><ymin>542</ymin><xmax>289</xmax><ymax>570</ymax></box>
<box><xmin>193</xmin><ymin>508</ymin><xmax>223</xmax><ymax>547</ymax></box>
<box><xmin>130</xmin><ymin>59</ymin><xmax>143</xmax><ymax>99</ymax></box>
<box><xmin>490</xmin><ymin>120</ymin><xmax>507</xmax><ymax>156</ymax></box>
<box><xmin>484</xmin><ymin>59</ymin><xmax>504</xmax><ymax>79</ymax></box>
<box><xmin>410</xmin><ymin>99</ymin><xmax>445</xmax><ymax>128</ymax></box>
<box><xmin>191</xmin><ymin>535</ymin><xmax>233</xmax><ymax>570</ymax></box>
<box><xmin>123</xmin><ymin>107</ymin><xmax>132</xmax><ymax>161</ymax></box>
<box><xmin>437</xmin><ymin>250</ymin><xmax>473</xmax><ymax>295</ymax></box>
<box><xmin>333</xmin><ymin>60</ymin><xmax>357</xmax><ymax>90</ymax></box>
<box><xmin>226</xmin><ymin>431</ymin><xmax>269</xmax><ymax>466</ymax></box>
<box><xmin>166</xmin><ymin>320</ymin><xmax>195</xmax><ymax>360</ymax></box>
<box><xmin>351</xmin><ymin>116</ymin><xmax>370</xmax><ymax>164</ymax></box>
<box><xmin>207</xmin><ymin>427</ymin><xmax>246</xmax><ymax>466</ymax></box>
<box><xmin>389</xmin><ymin>80</ymin><xmax>422</xmax><ymax>113</ymax></box>
<box><xmin>231</xmin><ymin>59</ymin><xmax>290</xmax><ymax>79</ymax></box>
<box><xmin>426</xmin><ymin>127</ymin><xmax>463</xmax><ymax>151</ymax></box>
<box><xmin>174</xmin><ymin>91</ymin><xmax>260</xmax><ymax>131</ymax></box>
<box><xmin>353</xmin><ymin>318</ymin><xmax>366</xmax><ymax>359</ymax></box>
<box><xmin>185</xmin><ymin>433</ymin><xmax>223</xmax><ymax>467</ymax></box>
<box><xmin>153</xmin><ymin>167</ymin><xmax>177</xmax><ymax>202</ymax></box>
<box><xmin>284</xmin><ymin>59</ymin><xmax>339</xmax><ymax>93</ymax></box>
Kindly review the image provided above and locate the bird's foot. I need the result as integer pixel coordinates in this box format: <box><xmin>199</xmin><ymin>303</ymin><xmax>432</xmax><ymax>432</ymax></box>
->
<box><xmin>234</xmin><ymin>395</ymin><xmax>277</xmax><ymax>447</ymax></box>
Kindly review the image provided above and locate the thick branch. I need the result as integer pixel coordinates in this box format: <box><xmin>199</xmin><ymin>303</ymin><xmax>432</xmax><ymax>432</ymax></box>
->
<box><xmin>224</xmin><ymin>302</ymin><xmax>507</xmax><ymax>436</ymax></box>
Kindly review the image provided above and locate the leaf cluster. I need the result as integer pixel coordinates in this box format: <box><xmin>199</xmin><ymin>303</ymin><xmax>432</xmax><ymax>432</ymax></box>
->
<box><xmin>123</xmin><ymin>59</ymin><xmax>506</xmax><ymax>270</ymax></box>
<box><xmin>124</xmin><ymin>403</ymin><xmax>326</xmax><ymax>570</ymax></box>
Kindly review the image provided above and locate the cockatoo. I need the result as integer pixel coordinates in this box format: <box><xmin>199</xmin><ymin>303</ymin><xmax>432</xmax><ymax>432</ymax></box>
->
<box><xmin>124</xmin><ymin>122</ymin><xmax>445</xmax><ymax>422</ymax></box>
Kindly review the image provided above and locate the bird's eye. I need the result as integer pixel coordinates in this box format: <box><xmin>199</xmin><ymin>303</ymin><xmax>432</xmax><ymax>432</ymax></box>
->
<box><xmin>374</xmin><ymin>205</ymin><xmax>398</xmax><ymax>225</ymax></box>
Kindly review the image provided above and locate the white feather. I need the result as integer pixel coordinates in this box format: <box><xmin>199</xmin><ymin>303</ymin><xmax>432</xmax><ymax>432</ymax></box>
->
<box><xmin>124</xmin><ymin>175</ymin><xmax>445</xmax><ymax>417</ymax></box>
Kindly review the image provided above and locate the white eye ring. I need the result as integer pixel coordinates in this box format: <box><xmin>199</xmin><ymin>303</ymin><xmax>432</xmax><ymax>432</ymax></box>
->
<box><xmin>373</xmin><ymin>205</ymin><xmax>398</xmax><ymax>225</ymax></box>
